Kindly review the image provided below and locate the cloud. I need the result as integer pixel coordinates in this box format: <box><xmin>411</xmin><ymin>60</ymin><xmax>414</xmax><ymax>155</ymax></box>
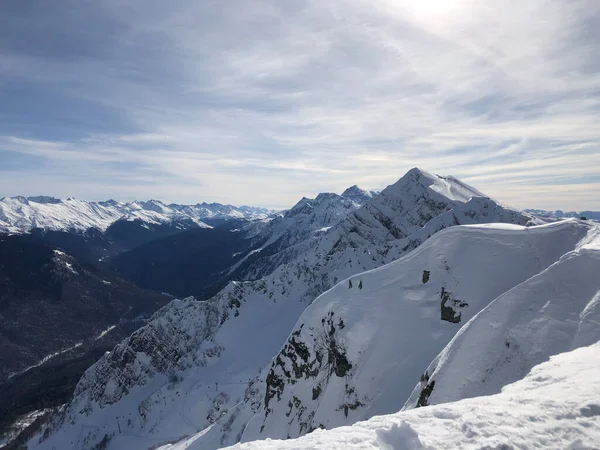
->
<box><xmin>0</xmin><ymin>0</ymin><xmax>599</xmax><ymax>209</ymax></box>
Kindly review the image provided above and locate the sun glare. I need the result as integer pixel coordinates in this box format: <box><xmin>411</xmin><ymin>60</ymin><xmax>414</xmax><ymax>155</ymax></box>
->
<box><xmin>398</xmin><ymin>0</ymin><xmax>469</xmax><ymax>21</ymax></box>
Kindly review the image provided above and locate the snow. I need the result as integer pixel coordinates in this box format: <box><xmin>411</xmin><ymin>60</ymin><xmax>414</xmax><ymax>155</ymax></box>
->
<box><xmin>403</xmin><ymin>220</ymin><xmax>600</xmax><ymax>409</ymax></box>
<box><xmin>0</xmin><ymin>409</ymin><xmax>50</xmax><ymax>449</ymax></box>
<box><xmin>221</xmin><ymin>341</ymin><xmax>600</xmax><ymax>450</ymax></box>
<box><xmin>224</xmin><ymin>188</ymin><xmax>368</xmax><ymax>279</ymax></box>
<box><xmin>340</xmin><ymin>186</ymin><xmax>375</xmax><ymax>204</ymax></box>
<box><xmin>95</xmin><ymin>325</ymin><xmax>117</xmax><ymax>340</ymax></box>
<box><xmin>383</xmin><ymin>168</ymin><xmax>485</xmax><ymax>204</ymax></box>
<box><xmin>52</xmin><ymin>248</ymin><xmax>79</xmax><ymax>275</ymax></box>
<box><xmin>53</xmin><ymin>219</ymin><xmax>598</xmax><ymax>450</ymax></box>
<box><xmin>9</xmin><ymin>342</ymin><xmax>83</xmax><ymax>380</ymax></box>
<box><xmin>0</xmin><ymin>197</ymin><xmax>273</xmax><ymax>233</ymax></box>
<box><xmin>461</xmin><ymin>222</ymin><xmax>527</xmax><ymax>230</ymax></box>
<box><xmin>228</xmin><ymin>220</ymin><xmax>595</xmax><ymax>443</ymax></box>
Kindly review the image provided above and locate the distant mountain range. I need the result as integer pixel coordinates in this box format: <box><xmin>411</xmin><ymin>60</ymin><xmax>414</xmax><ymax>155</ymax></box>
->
<box><xmin>0</xmin><ymin>196</ymin><xmax>274</xmax><ymax>234</ymax></box>
<box><xmin>524</xmin><ymin>208</ymin><xmax>600</xmax><ymax>221</ymax></box>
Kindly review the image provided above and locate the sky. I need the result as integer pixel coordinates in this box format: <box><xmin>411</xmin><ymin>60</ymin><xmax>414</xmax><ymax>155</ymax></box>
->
<box><xmin>0</xmin><ymin>0</ymin><xmax>599</xmax><ymax>210</ymax></box>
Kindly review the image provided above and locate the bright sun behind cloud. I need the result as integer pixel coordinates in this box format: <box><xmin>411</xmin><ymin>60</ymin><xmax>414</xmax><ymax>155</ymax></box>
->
<box><xmin>392</xmin><ymin>0</ymin><xmax>471</xmax><ymax>26</ymax></box>
<box><xmin>407</xmin><ymin>0</ymin><xmax>466</xmax><ymax>14</ymax></box>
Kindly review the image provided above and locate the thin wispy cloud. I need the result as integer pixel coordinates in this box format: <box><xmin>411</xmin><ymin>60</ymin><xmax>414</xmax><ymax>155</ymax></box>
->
<box><xmin>0</xmin><ymin>0</ymin><xmax>599</xmax><ymax>209</ymax></box>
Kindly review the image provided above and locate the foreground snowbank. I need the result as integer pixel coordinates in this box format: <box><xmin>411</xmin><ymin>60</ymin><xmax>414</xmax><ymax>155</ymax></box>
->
<box><xmin>220</xmin><ymin>341</ymin><xmax>600</xmax><ymax>450</ymax></box>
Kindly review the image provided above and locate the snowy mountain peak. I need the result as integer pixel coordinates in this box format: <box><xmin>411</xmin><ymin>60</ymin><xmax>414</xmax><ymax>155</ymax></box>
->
<box><xmin>98</xmin><ymin>199</ymin><xmax>120</xmax><ymax>207</ymax></box>
<box><xmin>287</xmin><ymin>187</ymin><xmax>375</xmax><ymax>220</ymax></box>
<box><xmin>9</xmin><ymin>195</ymin><xmax>31</xmax><ymax>205</ymax></box>
<box><xmin>383</xmin><ymin>167</ymin><xmax>485</xmax><ymax>204</ymax></box>
<box><xmin>288</xmin><ymin>197</ymin><xmax>314</xmax><ymax>216</ymax></box>
<box><xmin>314</xmin><ymin>192</ymin><xmax>340</xmax><ymax>203</ymax></box>
<box><xmin>341</xmin><ymin>185</ymin><xmax>374</xmax><ymax>204</ymax></box>
<box><xmin>132</xmin><ymin>199</ymin><xmax>169</xmax><ymax>214</ymax></box>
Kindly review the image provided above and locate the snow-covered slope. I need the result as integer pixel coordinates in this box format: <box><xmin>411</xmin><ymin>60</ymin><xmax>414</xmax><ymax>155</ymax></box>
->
<box><xmin>402</xmin><ymin>223</ymin><xmax>600</xmax><ymax>409</ymax></box>
<box><xmin>220</xmin><ymin>220</ymin><xmax>595</xmax><ymax>444</ymax></box>
<box><xmin>232</xmin><ymin>187</ymin><xmax>374</xmax><ymax>281</ymax></box>
<box><xmin>26</xmin><ymin>169</ymin><xmax>544</xmax><ymax>450</ymax></box>
<box><xmin>219</xmin><ymin>341</ymin><xmax>600</xmax><ymax>450</ymax></box>
<box><xmin>0</xmin><ymin>197</ymin><xmax>272</xmax><ymax>233</ymax></box>
<box><xmin>149</xmin><ymin>219</ymin><xmax>599</xmax><ymax>450</ymax></box>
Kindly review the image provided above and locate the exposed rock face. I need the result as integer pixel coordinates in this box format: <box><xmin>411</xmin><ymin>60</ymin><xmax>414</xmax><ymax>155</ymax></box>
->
<box><xmin>71</xmin><ymin>299</ymin><xmax>224</xmax><ymax>411</ymax></box>
<box><xmin>216</xmin><ymin>341</ymin><xmax>600</xmax><ymax>450</ymax></box>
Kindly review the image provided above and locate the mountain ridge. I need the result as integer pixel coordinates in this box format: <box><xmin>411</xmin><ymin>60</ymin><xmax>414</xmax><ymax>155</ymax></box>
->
<box><xmin>0</xmin><ymin>197</ymin><xmax>274</xmax><ymax>234</ymax></box>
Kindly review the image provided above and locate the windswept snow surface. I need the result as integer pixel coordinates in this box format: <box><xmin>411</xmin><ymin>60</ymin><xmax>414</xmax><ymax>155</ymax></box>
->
<box><xmin>0</xmin><ymin>197</ymin><xmax>273</xmax><ymax>233</ymax></box>
<box><xmin>218</xmin><ymin>342</ymin><xmax>600</xmax><ymax>450</ymax></box>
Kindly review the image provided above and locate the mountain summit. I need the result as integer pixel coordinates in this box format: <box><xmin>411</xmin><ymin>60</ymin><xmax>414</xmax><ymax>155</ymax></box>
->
<box><xmin>341</xmin><ymin>185</ymin><xmax>375</xmax><ymax>204</ymax></box>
